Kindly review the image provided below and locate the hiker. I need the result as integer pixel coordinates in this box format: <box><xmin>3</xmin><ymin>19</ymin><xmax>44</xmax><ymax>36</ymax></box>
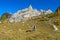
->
<box><xmin>32</xmin><ymin>25</ymin><xmax>36</xmax><ymax>31</ymax></box>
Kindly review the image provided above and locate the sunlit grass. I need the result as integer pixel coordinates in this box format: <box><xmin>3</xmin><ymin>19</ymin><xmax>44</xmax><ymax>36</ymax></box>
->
<box><xmin>0</xmin><ymin>16</ymin><xmax>60</xmax><ymax>40</ymax></box>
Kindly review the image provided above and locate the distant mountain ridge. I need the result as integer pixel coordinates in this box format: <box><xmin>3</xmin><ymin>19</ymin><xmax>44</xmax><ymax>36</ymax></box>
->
<box><xmin>9</xmin><ymin>5</ymin><xmax>53</xmax><ymax>22</ymax></box>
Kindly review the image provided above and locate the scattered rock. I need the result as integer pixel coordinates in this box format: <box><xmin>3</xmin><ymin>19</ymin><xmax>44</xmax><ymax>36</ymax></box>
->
<box><xmin>22</xmin><ymin>22</ymin><xmax>25</xmax><ymax>24</ymax></box>
<box><xmin>0</xmin><ymin>21</ymin><xmax>1</xmax><ymax>23</ymax></box>
<box><xmin>19</xmin><ymin>29</ymin><xmax>22</xmax><ymax>31</ymax></box>
<box><xmin>53</xmin><ymin>24</ymin><xmax>58</xmax><ymax>31</ymax></box>
<box><xmin>26</xmin><ymin>30</ymin><xmax>32</xmax><ymax>32</ymax></box>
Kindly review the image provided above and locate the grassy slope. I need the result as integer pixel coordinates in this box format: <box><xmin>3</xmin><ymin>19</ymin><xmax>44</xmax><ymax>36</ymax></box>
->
<box><xmin>0</xmin><ymin>16</ymin><xmax>60</xmax><ymax>40</ymax></box>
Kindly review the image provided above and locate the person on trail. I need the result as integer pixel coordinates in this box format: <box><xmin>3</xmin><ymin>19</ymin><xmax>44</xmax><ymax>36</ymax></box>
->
<box><xmin>32</xmin><ymin>25</ymin><xmax>36</xmax><ymax>31</ymax></box>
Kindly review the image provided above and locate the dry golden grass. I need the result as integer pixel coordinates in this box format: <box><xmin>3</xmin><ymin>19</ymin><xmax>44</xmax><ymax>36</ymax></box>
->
<box><xmin>0</xmin><ymin>16</ymin><xmax>60</xmax><ymax>40</ymax></box>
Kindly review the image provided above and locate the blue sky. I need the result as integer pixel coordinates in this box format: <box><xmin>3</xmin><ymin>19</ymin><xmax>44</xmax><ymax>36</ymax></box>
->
<box><xmin>0</xmin><ymin>0</ymin><xmax>60</xmax><ymax>16</ymax></box>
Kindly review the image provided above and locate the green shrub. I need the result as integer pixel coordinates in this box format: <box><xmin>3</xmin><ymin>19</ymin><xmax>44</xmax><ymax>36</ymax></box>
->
<box><xmin>1</xmin><ymin>15</ymin><xmax>7</xmax><ymax>22</ymax></box>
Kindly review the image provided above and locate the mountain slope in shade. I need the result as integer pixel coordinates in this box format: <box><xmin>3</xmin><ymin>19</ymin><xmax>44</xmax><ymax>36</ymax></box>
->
<box><xmin>1</xmin><ymin>12</ymin><xmax>12</xmax><ymax>19</ymax></box>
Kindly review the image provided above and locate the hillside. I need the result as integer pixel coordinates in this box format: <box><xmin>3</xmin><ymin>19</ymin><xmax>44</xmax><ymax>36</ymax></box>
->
<box><xmin>0</xmin><ymin>14</ymin><xmax>60</xmax><ymax>40</ymax></box>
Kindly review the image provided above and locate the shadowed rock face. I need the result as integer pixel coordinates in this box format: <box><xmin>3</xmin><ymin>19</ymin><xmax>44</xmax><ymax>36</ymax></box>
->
<box><xmin>55</xmin><ymin>7</ymin><xmax>60</xmax><ymax>16</ymax></box>
<box><xmin>56</xmin><ymin>7</ymin><xmax>60</xmax><ymax>11</ymax></box>
<box><xmin>1</xmin><ymin>12</ymin><xmax>12</xmax><ymax>19</ymax></box>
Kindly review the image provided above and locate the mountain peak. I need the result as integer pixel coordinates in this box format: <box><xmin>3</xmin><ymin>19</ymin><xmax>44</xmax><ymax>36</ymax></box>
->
<box><xmin>29</xmin><ymin>5</ymin><xmax>33</xmax><ymax>10</ymax></box>
<box><xmin>47</xmin><ymin>9</ymin><xmax>52</xmax><ymax>13</ymax></box>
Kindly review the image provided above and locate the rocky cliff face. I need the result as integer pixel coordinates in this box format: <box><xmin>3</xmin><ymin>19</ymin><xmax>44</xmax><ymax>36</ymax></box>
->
<box><xmin>9</xmin><ymin>5</ymin><xmax>53</xmax><ymax>22</ymax></box>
